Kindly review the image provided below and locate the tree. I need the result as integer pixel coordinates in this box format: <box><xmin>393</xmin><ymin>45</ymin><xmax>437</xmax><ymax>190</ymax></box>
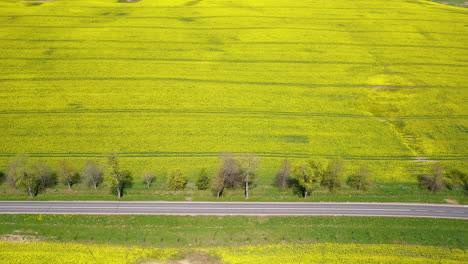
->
<box><xmin>167</xmin><ymin>169</ymin><xmax>187</xmax><ymax>191</ymax></box>
<box><xmin>322</xmin><ymin>158</ymin><xmax>345</xmax><ymax>192</ymax></box>
<box><xmin>36</xmin><ymin>163</ymin><xmax>57</xmax><ymax>188</ymax></box>
<box><xmin>446</xmin><ymin>168</ymin><xmax>467</xmax><ymax>191</ymax></box>
<box><xmin>291</xmin><ymin>159</ymin><xmax>324</xmax><ymax>199</ymax></box>
<box><xmin>15</xmin><ymin>163</ymin><xmax>54</xmax><ymax>198</ymax></box>
<box><xmin>347</xmin><ymin>164</ymin><xmax>371</xmax><ymax>190</ymax></box>
<box><xmin>239</xmin><ymin>153</ymin><xmax>259</xmax><ymax>200</ymax></box>
<box><xmin>417</xmin><ymin>163</ymin><xmax>445</xmax><ymax>192</ymax></box>
<box><xmin>0</xmin><ymin>171</ymin><xmax>5</xmax><ymax>185</ymax></box>
<box><xmin>58</xmin><ymin>160</ymin><xmax>79</xmax><ymax>190</ymax></box>
<box><xmin>211</xmin><ymin>174</ymin><xmax>225</xmax><ymax>199</ymax></box>
<box><xmin>6</xmin><ymin>155</ymin><xmax>28</xmax><ymax>188</ymax></box>
<box><xmin>82</xmin><ymin>161</ymin><xmax>103</xmax><ymax>189</ymax></box>
<box><xmin>212</xmin><ymin>152</ymin><xmax>241</xmax><ymax>198</ymax></box>
<box><xmin>195</xmin><ymin>168</ymin><xmax>210</xmax><ymax>190</ymax></box>
<box><xmin>104</xmin><ymin>153</ymin><xmax>133</xmax><ymax>199</ymax></box>
<box><xmin>275</xmin><ymin>159</ymin><xmax>291</xmax><ymax>189</ymax></box>
<box><xmin>142</xmin><ymin>172</ymin><xmax>156</xmax><ymax>189</ymax></box>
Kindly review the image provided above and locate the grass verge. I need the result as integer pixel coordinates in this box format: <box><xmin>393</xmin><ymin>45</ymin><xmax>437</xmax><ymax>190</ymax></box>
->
<box><xmin>0</xmin><ymin>215</ymin><xmax>466</xmax><ymax>248</ymax></box>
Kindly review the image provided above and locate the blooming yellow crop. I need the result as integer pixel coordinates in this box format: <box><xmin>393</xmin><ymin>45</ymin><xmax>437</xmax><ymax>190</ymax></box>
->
<box><xmin>0</xmin><ymin>241</ymin><xmax>177</xmax><ymax>264</ymax></box>
<box><xmin>206</xmin><ymin>243</ymin><xmax>467</xmax><ymax>264</ymax></box>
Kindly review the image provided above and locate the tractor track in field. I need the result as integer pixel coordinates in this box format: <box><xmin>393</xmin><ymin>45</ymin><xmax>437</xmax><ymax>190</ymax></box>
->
<box><xmin>0</xmin><ymin>77</ymin><xmax>465</xmax><ymax>90</ymax></box>
<box><xmin>0</xmin><ymin>152</ymin><xmax>464</xmax><ymax>161</ymax></box>
<box><xmin>1</xmin><ymin>57</ymin><xmax>466</xmax><ymax>68</ymax></box>
<box><xmin>0</xmin><ymin>108</ymin><xmax>466</xmax><ymax>121</ymax></box>
<box><xmin>1</xmin><ymin>38</ymin><xmax>466</xmax><ymax>50</ymax></box>
<box><xmin>3</xmin><ymin>25</ymin><xmax>468</xmax><ymax>36</ymax></box>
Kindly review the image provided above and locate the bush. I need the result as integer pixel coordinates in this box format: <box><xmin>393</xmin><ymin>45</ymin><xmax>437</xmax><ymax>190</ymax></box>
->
<box><xmin>347</xmin><ymin>165</ymin><xmax>372</xmax><ymax>190</ymax></box>
<box><xmin>322</xmin><ymin>158</ymin><xmax>345</xmax><ymax>192</ymax></box>
<box><xmin>195</xmin><ymin>168</ymin><xmax>210</xmax><ymax>190</ymax></box>
<box><xmin>167</xmin><ymin>169</ymin><xmax>187</xmax><ymax>191</ymax></box>
<box><xmin>445</xmin><ymin>168</ymin><xmax>467</xmax><ymax>191</ymax></box>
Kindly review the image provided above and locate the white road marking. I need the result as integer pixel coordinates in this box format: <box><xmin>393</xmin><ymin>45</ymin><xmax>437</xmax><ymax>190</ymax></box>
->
<box><xmin>0</xmin><ymin>206</ymin><xmax>412</xmax><ymax>211</ymax></box>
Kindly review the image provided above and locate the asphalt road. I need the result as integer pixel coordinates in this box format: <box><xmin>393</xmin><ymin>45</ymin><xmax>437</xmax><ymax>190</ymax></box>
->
<box><xmin>0</xmin><ymin>201</ymin><xmax>466</xmax><ymax>219</ymax></box>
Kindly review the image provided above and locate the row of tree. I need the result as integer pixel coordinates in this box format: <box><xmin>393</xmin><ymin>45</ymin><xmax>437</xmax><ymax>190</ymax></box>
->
<box><xmin>2</xmin><ymin>154</ymin><xmax>133</xmax><ymax>199</ymax></box>
<box><xmin>274</xmin><ymin>158</ymin><xmax>372</xmax><ymax>198</ymax></box>
<box><xmin>1</xmin><ymin>153</ymin><xmax>465</xmax><ymax>199</ymax></box>
<box><xmin>145</xmin><ymin>153</ymin><xmax>373</xmax><ymax>199</ymax></box>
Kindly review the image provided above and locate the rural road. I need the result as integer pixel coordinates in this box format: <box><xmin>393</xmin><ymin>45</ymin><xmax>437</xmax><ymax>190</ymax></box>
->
<box><xmin>0</xmin><ymin>201</ymin><xmax>467</xmax><ymax>219</ymax></box>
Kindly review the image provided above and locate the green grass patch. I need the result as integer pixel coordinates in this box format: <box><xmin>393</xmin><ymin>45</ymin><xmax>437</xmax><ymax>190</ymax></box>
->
<box><xmin>0</xmin><ymin>215</ymin><xmax>466</xmax><ymax>248</ymax></box>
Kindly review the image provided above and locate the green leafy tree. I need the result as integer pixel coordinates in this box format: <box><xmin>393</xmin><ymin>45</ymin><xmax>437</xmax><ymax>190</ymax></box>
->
<box><xmin>142</xmin><ymin>172</ymin><xmax>156</xmax><ymax>189</ymax></box>
<box><xmin>167</xmin><ymin>169</ymin><xmax>187</xmax><ymax>191</ymax></box>
<box><xmin>104</xmin><ymin>153</ymin><xmax>133</xmax><ymax>199</ymax></box>
<box><xmin>291</xmin><ymin>160</ymin><xmax>324</xmax><ymax>199</ymax></box>
<box><xmin>275</xmin><ymin>159</ymin><xmax>291</xmax><ymax>189</ymax></box>
<box><xmin>59</xmin><ymin>160</ymin><xmax>79</xmax><ymax>190</ymax></box>
<box><xmin>239</xmin><ymin>153</ymin><xmax>259</xmax><ymax>200</ymax></box>
<box><xmin>347</xmin><ymin>164</ymin><xmax>372</xmax><ymax>190</ymax></box>
<box><xmin>195</xmin><ymin>168</ymin><xmax>211</xmax><ymax>190</ymax></box>
<box><xmin>82</xmin><ymin>161</ymin><xmax>103</xmax><ymax>189</ymax></box>
<box><xmin>322</xmin><ymin>158</ymin><xmax>345</xmax><ymax>192</ymax></box>
<box><xmin>417</xmin><ymin>163</ymin><xmax>445</xmax><ymax>192</ymax></box>
<box><xmin>6</xmin><ymin>155</ymin><xmax>29</xmax><ymax>188</ymax></box>
<box><xmin>16</xmin><ymin>163</ymin><xmax>54</xmax><ymax>198</ymax></box>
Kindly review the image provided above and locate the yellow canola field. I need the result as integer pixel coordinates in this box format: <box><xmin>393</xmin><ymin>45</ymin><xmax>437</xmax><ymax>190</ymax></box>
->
<box><xmin>0</xmin><ymin>241</ymin><xmax>177</xmax><ymax>264</ymax></box>
<box><xmin>207</xmin><ymin>243</ymin><xmax>468</xmax><ymax>264</ymax></box>
<box><xmin>0</xmin><ymin>0</ymin><xmax>466</xmax><ymax>181</ymax></box>
<box><xmin>0</xmin><ymin>241</ymin><xmax>466</xmax><ymax>264</ymax></box>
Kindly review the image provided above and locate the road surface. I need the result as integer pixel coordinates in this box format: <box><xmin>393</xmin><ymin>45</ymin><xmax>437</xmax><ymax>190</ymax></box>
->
<box><xmin>0</xmin><ymin>201</ymin><xmax>466</xmax><ymax>219</ymax></box>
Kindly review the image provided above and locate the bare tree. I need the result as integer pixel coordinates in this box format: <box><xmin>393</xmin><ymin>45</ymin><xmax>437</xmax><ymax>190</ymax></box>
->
<box><xmin>104</xmin><ymin>153</ymin><xmax>133</xmax><ymax>199</ymax></box>
<box><xmin>59</xmin><ymin>160</ymin><xmax>79</xmax><ymax>190</ymax></box>
<box><xmin>418</xmin><ymin>163</ymin><xmax>445</xmax><ymax>192</ymax></box>
<box><xmin>213</xmin><ymin>152</ymin><xmax>241</xmax><ymax>198</ymax></box>
<box><xmin>143</xmin><ymin>172</ymin><xmax>155</xmax><ymax>189</ymax></box>
<box><xmin>82</xmin><ymin>161</ymin><xmax>103</xmax><ymax>189</ymax></box>
<box><xmin>275</xmin><ymin>159</ymin><xmax>291</xmax><ymax>189</ymax></box>
<box><xmin>212</xmin><ymin>174</ymin><xmax>225</xmax><ymax>199</ymax></box>
<box><xmin>37</xmin><ymin>162</ymin><xmax>57</xmax><ymax>188</ymax></box>
<box><xmin>239</xmin><ymin>153</ymin><xmax>259</xmax><ymax>200</ymax></box>
<box><xmin>347</xmin><ymin>164</ymin><xmax>371</xmax><ymax>190</ymax></box>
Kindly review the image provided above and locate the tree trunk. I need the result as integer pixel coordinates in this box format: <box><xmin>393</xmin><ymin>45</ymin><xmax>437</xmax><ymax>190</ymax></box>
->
<box><xmin>92</xmin><ymin>180</ymin><xmax>97</xmax><ymax>189</ymax></box>
<box><xmin>216</xmin><ymin>186</ymin><xmax>224</xmax><ymax>199</ymax></box>
<box><xmin>430</xmin><ymin>177</ymin><xmax>436</xmax><ymax>192</ymax></box>
<box><xmin>67</xmin><ymin>181</ymin><xmax>72</xmax><ymax>190</ymax></box>
<box><xmin>117</xmin><ymin>187</ymin><xmax>121</xmax><ymax>199</ymax></box>
<box><xmin>304</xmin><ymin>190</ymin><xmax>308</xmax><ymax>199</ymax></box>
<box><xmin>27</xmin><ymin>184</ymin><xmax>34</xmax><ymax>198</ymax></box>
<box><xmin>245</xmin><ymin>181</ymin><xmax>249</xmax><ymax>200</ymax></box>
